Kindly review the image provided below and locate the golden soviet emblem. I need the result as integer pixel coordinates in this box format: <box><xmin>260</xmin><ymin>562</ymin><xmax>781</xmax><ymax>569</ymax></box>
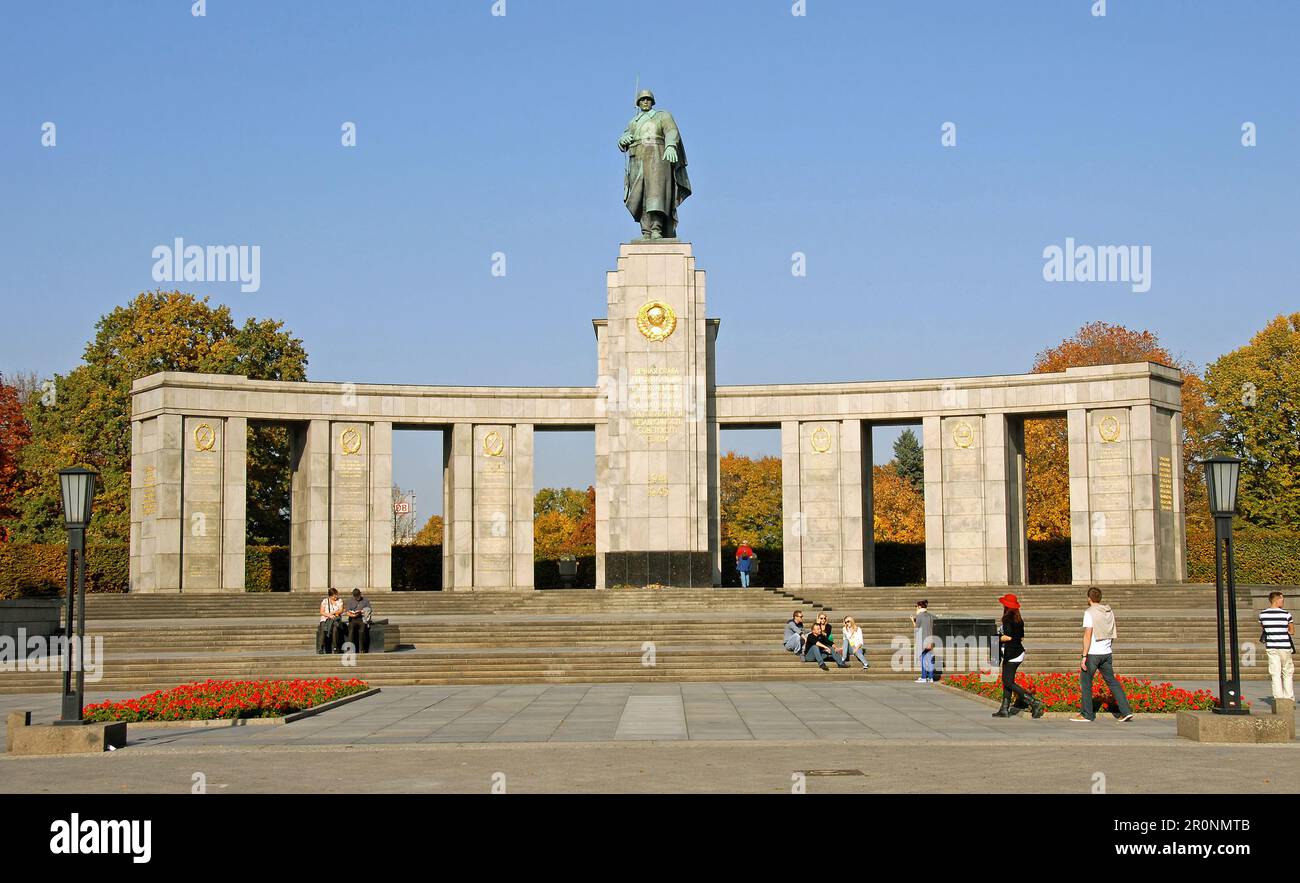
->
<box><xmin>1098</xmin><ymin>415</ymin><xmax>1121</xmax><ymax>444</ymax></box>
<box><xmin>810</xmin><ymin>426</ymin><xmax>833</xmax><ymax>454</ymax></box>
<box><xmin>636</xmin><ymin>300</ymin><xmax>677</xmax><ymax>342</ymax></box>
<box><xmin>193</xmin><ymin>423</ymin><xmax>216</xmax><ymax>452</ymax></box>
<box><xmin>483</xmin><ymin>431</ymin><xmax>505</xmax><ymax>457</ymax></box>
<box><xmin>340</xmin><ymin>428</ymin><xmax>362</xmax><ymax>455</ymax></box>
<box><xmin>952</xmin><ymin>421</ymin><xmax>975</xmax><ymax>449</ymax></box>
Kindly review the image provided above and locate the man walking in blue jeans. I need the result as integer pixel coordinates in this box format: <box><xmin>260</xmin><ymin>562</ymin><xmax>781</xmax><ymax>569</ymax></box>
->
<box><xmin>735</xmin><ymin>540</ymin><xmax>756</xmax><ymax>588</ymax></box>
<box><xmin>1071</xmin><ymin>587</ymin><xmax>1135</xmax><ymax>722</ymax></box>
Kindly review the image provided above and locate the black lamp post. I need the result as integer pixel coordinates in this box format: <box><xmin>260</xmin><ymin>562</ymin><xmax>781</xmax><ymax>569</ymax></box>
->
<box><xmin>57</xmin><ymin>466</ymin><xmax>97</xmax><ymax>724</ymax></box>
<box><xmin>1203</xmin><ymin>456</ymin><xmax>1247</xmax><ymax>716</ymax></box>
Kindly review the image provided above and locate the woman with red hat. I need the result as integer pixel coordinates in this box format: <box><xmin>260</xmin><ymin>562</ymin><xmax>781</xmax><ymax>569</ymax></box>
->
<box><xmin>993</xmin><ymin>593</ymin><xmax>1045</xmax><ymax>719</ymax></box>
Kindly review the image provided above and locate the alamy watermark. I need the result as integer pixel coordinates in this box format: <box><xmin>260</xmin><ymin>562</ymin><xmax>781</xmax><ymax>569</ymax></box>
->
<box><xmin>0</xmin><ymin>630</ymin><xmax>103</xmax><ymax>682</ymax></box>
<box><xmin>152</xmin><ymin>237</ymin><xmax>261</xmax><ymax>293</ymax></box>
<box><xmin>1042</xmin><ymin>238</ymin><xmax>1151</xmax><ymax>293</ymax></box>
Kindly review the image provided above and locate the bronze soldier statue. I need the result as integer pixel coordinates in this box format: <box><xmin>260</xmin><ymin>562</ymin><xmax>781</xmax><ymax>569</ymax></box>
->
<box><xmin>618</xmin><ymin>89</ymin><xmax>692</xmax><ymax>240</ymax></box>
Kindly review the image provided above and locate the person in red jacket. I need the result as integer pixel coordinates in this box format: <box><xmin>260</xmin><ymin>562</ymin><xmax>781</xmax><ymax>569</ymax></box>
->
<box><xmin>735</xmin><ymin>541</ymin><xmax>757</xmax><ymax>588</ymax></box>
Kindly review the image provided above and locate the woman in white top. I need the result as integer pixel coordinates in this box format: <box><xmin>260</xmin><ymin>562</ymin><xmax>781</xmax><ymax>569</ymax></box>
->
<box><xmin>841</xmin><ymin>616</ymin><xmax>869</xmax><ymax>670</ymax></box>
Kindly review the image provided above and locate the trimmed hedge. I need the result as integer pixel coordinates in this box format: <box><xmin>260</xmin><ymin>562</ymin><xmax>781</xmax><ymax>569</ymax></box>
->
<box><xmin>534</xmin><ymin>556</ymin><xmax>597</xmax><ymax>589</ymax></box>
<box><xmin>4</xmin><ymin>526</ymin><xmax>1293</xmax><ymax>596</ymax></box>
<box><xmin>245</xmin><ymin>546</ymin><xmax>290</xmax><ymax>592</ymax></box>
<box><xmin>1027</xmin><ymin>539</ymin><xmax>1071</xmax><ymax>585</ymax></box>
<box><xmin>874</xmin><ymin>542</ymin><xmax>925</xmax><ymax>586</ymax></box>
<box><xmin>1187</xmin><ymin>526</ymin><xmax>1300</xmax><ymax>585</ymax></box>
<box><xmin>0</xmin><ymin>543</ymin><xmax>129</xmax><ymax>599</ymax></box>
<box><xmin>392</xmin><ymin>545</ymin><xmax>442</xmax><ymax>590</ymax></box>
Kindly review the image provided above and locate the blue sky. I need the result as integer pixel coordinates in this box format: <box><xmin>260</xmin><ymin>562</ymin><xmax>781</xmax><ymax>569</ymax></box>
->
<box><xmin>2</xmin><ymin>1</ymin><xmax>1296</xmax><ymax>523</ymax></box>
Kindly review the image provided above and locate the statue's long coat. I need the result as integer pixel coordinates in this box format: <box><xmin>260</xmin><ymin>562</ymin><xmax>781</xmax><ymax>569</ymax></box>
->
<box><xmin>620</xmin><ymin>109</ymin><xmax>692</xmax><ymax>234</ymax></box>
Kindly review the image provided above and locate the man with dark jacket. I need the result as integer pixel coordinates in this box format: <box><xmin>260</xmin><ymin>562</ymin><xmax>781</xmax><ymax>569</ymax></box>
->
<box><xmin>344</xmin><ymin>588</ymin><xmax>372</xmax><ymax>653</ymax></box>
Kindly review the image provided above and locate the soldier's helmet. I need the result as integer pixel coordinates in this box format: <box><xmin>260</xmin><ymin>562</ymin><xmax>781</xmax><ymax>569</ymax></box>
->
<box><xmin>635</xmin><ymin>89</ymin><xmax>655</xmax><ymax>107</ymax></box>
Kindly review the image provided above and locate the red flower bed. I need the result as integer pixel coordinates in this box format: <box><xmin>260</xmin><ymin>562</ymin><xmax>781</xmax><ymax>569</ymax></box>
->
<box><xmin>83</xmin><ymin>678</ymin><xmax>369</xmax><ymax>722</ymax></box>
<box><xmin>945</xmin><ymin>671</ymin><xmax>1217</xmax><ymax>713</ymax></box>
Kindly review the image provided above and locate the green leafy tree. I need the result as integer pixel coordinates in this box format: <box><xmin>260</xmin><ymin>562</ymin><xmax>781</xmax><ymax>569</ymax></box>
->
<box><xmin>12</xmin><ymin>291</ymin><xmax>307</xmax><ymax>544</ymax></box>
<box><xmin>891</xmin><ymin>428</ymin><xmax>924</xmax><ymax>492</ymax></box>
<box><xmin>1203</xmin><ymin>313</ymin><xmax>1300</xmax><ymax>529</ymax></box>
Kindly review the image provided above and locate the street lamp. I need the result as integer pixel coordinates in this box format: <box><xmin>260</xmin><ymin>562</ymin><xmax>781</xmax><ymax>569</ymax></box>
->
<box><xmin>1203</xmin><ymin>456</ymin><xmax>1247</xmax><ymax>716</ymax></box>
<box><xmin>57</xmin><ymin>466</ymin><xmax>97</xmax><ymax>724</ymax></box>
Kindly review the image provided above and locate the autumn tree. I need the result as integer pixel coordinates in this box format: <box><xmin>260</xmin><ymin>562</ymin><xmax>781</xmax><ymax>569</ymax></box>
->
<box><xmin>719</xmin><ymin>452</ymin><xmax>782</xmax><ymax>547</ymax></box>
<box><xmin>11</xmin><ymin>291</ymin><xmax>307</xmax><ymax>544</ymax></box>
<box><xmin>412</xmin><ymin>514</ymin><xmax>445</xmax><ymax>545</ymax></box>
<box><xmin>1023</xmin><ymin>322</ymin><xmax>1212</xmax><ymax>540</ymax></box>
<box><xmin>1203</xmin><ymin>313</ymin><xmax>1300</xmax><ymax>529</ymax></box>
<box><xmin>871</xmin><ymin>465</ymin><xmax>925</xmax><ymax>543</ymax></box>
<box><xmin>532</xmin><ymin>486</ymin><xmax>596</xmax><ymax>558</ymax></box>
<box><xmin>0</xmin><ymin>373</ymin><xmax>32</xmax><ymax>542</ymax></box>
<box><xmin>891</xmin><ymin>428</ymin><xmax>924</xmax><ymax>492</ymax></box>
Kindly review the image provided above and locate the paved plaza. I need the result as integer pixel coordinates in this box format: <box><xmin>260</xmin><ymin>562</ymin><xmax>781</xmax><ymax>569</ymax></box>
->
<box><xmin>1</xmin><ymin>681</ymin><xmax>1293</xmax><ymax>794</ymax></box>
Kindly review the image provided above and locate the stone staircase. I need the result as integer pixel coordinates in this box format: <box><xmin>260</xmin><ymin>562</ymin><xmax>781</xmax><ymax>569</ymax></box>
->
<box><xmin>0</xmin><ymin>585</ymin><xmax>1278</xmax><ymax>694</ymax></box>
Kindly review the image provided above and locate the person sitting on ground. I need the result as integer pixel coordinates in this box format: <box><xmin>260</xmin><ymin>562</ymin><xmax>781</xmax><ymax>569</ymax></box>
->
<box><xmin>784</xmin><ymin>610</ymin><xmax>806</xmax><ymax>653</ymax></box>
<box><xmin>344</xmin><ymin>588</ymin><xmax>372</xmax><ymax>653</ymax></box>
<box><xmin>841</xmin><ymin>616</ymin><xmax>869</xmax><ymax>670</ymax></box>
<box><xmin>317</xmin><ymin>588</ymin><xmax>343</xmax><ymax>654</ymax></box>
<box><xmin>815</xmin><ymin>612</ymin><xmax>834</xmax><ymax>649</ymax></box>
<box><xmin>802</xmin><ymin>622</ymin><xmax>848</xmax><ymax>671</ymax></box>
<box><xmin>735</xmin><ymin>540</ymin><xmax>757</xmax><ymax>588</ymax></box>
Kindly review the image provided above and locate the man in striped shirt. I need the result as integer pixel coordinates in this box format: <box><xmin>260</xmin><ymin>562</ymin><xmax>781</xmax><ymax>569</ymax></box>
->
<box><xmin>1259</xmin><ymin>592</ymin><xmax>1294</xmax><ymax>702</ymax></box>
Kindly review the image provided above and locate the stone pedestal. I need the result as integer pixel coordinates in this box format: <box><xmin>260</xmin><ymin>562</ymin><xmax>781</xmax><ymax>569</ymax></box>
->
<box><xmin>595</xmin><ymin>241</ymin><xmax>718</xmax><ymax>587</ymax></box>
<box><xmin>6</xmin><ymin>712</ymin><xmax>127</xmax><ymax>756</ymax></box>
<box><xmin>1176</xmin><ymin>710</ymin><xmax>1293</xmax><ymax>743</ymax></box>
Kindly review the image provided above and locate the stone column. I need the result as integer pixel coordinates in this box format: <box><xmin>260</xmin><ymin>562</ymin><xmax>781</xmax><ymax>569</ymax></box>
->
<box><xmin>290</xmin><ymin>419</ymin><xmax>329</xmax><ymax>592</ymax></box>
<box><xmin>796</xmin><ymin>421</ymin><xmax>844</xmax><ymax>587</ymax></box>
<box><xmin>1132</xmin><ymin>405</ymin><xmax>1183</xmax><ymax>583</ymax></box>
<box><xmin>780</xmin><ymin>420</ymin><xmax>803</xmax><ymax>587</ymax></box>
<box><xmin>328</xmin><ymin>422</ymin><xmax>370</xmax><ymax>589</ymax></box>
<box><xmin>922</xmin><ymin>415</ymin><xmax>945</xmax><ymax>586</ymax></box>
<box><xmin>369</xmin><ymin>421</ymin><xmax>393</xmax><ymax>591</ymax></box>
<box><xmin>181</xmin><ymin>416</ymin><xmax>224</xmax><ymax>592</ymax></box>
<box><xmin>512</xmin><ymin>424</ymin><xmax>535</xmax><ymax>590</ymax></box>
<box><xmin>130</xmin><ymin>414</ymin><xmax>182</xmax><ymax>593</ymax></box>
<box><xmin>862</xmin><ymin>427</ymin><xmax>876</xmax><ymax>586</ymax></box>
<box><xmin>982</xmin><ymin>414</ymin><xmax>1011</xmax><ymax>585</ymax></box>
<box><xmin>446</xmin><ymin>423</ymin><xmax>473</xmax><ymax>590</ymax></box>
<box><xmin>598</xmin><ymin>242</ymin><xmax>715</xmax><ymax>587</ymax></box>
<box><xmin>839</xmin><ymin>419</ymin><xmax>865</xmax><ymax>587</ymax></box>
<box><xmin>1170</xmin><ymin>410</ymin><xmax>1188</xmax><ymax>581</ymax></box>
<box><xmin>221</xmin><ymin>416</ymin><xmax>247</xmax><ymax>592</ymax></box>
<box><xmin>1083</xmin><ymin>407</ymin><xmax>1136</xmax><ymax>584</ymax></box>
<box><xmin>1004</xmin><ymin>417</ymin><xmax>1028</xmax><ymax>586</ymax></box>
<box><xmin>938</xmin><ymin>415</ymin><xmax>987</xmax><ymax>584</ymax></box>
<box><xmin>595</xmin><ymin>420</ymin><xmax>609</xmax><ymax>588</ymax></box>
<box><xmin>1067</xmin><ymin>408</ymin><xmax>1093</xmax><ymax>584</ymax></box>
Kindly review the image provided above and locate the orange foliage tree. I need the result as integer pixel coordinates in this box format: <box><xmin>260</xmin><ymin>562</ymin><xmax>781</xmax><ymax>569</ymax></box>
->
<box><xmin>0</xmin><ymin>374</ymin><xmax>32</xmax><ymax>542</ymax></box>
<box><xmin>1025</xmin><ymin>322</ymin><xmax>1213</xmax><ymax>540</ymax></box>
<box><xmin>871</xmin><ymin>465</ymin><xmax>924</xmax><ymax>543</ymax></box>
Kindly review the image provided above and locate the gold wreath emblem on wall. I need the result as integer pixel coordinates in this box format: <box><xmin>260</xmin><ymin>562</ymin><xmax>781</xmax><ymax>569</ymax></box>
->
<box><xmin>636</xmin><ymin>300</ymin><xmax>677</xmax><ymax>342</ymax></box>
<box><xmin>193</xmin><ymin>423</ymin><xmax>216</xmax><ymax>452</ymax></box>
<box><xmin>340</xmin><ymin>427</ymin><xmax>362</xmax><ymax>455</ymax></box>
<box><xmin>952</xmin><ymin>420</ymin><xmax>975</xmax><ymax>449</ymax></box>
<box><xmin>810</xmin><ymin>426</ymin><xmax>833</xmax><ymax>454</ymax></box>
<box><xmin>483</xmin><ymin>430</ymin><xmax>505</xmax><ymax>458</ymax></box>
<box><xmin>1098</xmin><ymin>415</ymin><xmax>1121</xmax><ymax>444</ymax></box>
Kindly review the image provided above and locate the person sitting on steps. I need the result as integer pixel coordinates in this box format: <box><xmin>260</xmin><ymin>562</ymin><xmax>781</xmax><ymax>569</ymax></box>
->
<box><xmin>317</xmin><ymin>588</ymin><xmax>344</xmax><ymax>654</ymax></box>
<box><xmin>802</xmin><ymin>622</ymin><xmax>848</xmax><ymax>671</ymax></box>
